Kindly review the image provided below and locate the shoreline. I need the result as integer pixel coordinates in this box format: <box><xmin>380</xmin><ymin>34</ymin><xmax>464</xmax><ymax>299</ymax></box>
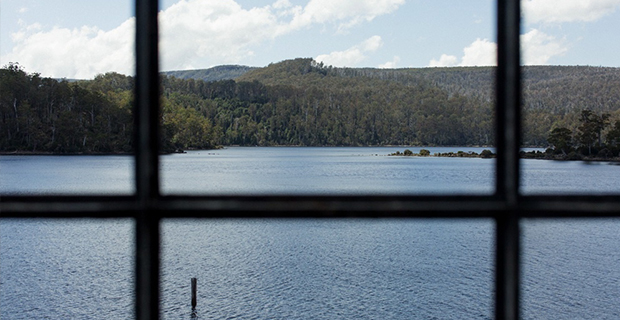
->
<box><xmin>3</xmin><ymin>147</ymin><xmax>619</xmax><ymax>163</ymax></box>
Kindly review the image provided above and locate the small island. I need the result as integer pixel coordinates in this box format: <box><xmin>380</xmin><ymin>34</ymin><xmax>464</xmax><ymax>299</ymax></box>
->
<box><xmin>389</xmin><ymin>149</ymin><xmax>495</xmax><ymax>158</ymax></box>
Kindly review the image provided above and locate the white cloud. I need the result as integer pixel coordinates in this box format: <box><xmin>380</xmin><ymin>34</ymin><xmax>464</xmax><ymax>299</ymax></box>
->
<box><xmin>379</xmin><ymin>56</ymin><xmax>400</xmax><ymax>68</ymax></box>
<box><xmin>272</xmin><ymin>0</ymin><xmax>293</xmax><ymax>10</ymax></box>
<box><xmin>18</xmin><ymin>7</ymin><xmax>29</xmax><ymax>14</ymax></box>
<box><xmin>459</xmin><ymin>38</ymin><xmax>496</xmax><ymax>66</ymax></box>
<box><xmin>315</xmin><ymin>35</ymin><xmax>383</xmax><ymax>67</ymax></box>
<box><xmin>2</xmin><ymin>19</ymin><xmax>135</xmax><ymax>79</ymax></box>
<box><xmin>159</xmin><ymin>0</ymin><xmax>284</xmax><ymax>71</ymax></box>
<box><xmin>1</xmin><ymin>0</ymin><xmax>404</xmax><ymax>78</ymax></box>
<box><xmin>429</xmin><ymin>54</ymin><xmax>458</xmax><ymax>67</ymax></box>
<box><xmin>429</xmin><ymin>30</ymin><xmax>567</xmax><ymax>67</ymax></box>
<box><xmin>523</xmin><ymin>0</ymin><xmax>620</xmax><ymax>23</ymax></box>
<box><xmin>428</xmin><ymin>39</ymin><xmax>496</xmax><ymax>67</ymax></box>
<box><xmin>521</xmin><ymin>29</ymin><xmax>568</xmax><ymax>65</ymax></box>
<box><xmin>290</xmin><ymin>0</ymin><xmax>405</xmax><ymax>32</ymax></box>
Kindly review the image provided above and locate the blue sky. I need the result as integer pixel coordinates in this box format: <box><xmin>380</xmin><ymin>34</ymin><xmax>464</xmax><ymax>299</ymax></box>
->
<box><xmin>1</xmin><ymin>0</ymin><xmax>619</xmax><ymax>79</ymax></box>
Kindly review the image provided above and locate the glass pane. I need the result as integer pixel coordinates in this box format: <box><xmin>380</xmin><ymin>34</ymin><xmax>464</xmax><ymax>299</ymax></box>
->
<box><xmin>162</xmin><ymin>219</ymin><xmax>493</xmax><ymax>319</ymax></box>
<box><xmin>158</xmin><ymin>1</ymin><xmax>495</xmax><ymax>195</ymax></box>
<box><xmin>0</xmin><ymin>0</ymin><xmax>135</xmax><ymax>195</ymax></box>
<box><xmin>520</xmin><ymin>1</ymin><xmax>620</xmax><ymax>194</ymax></box>
<box><xmin>0</xmin><ymin>219</ymin><xmax>134</xmax><ymax>319</ymax></box>
<box><xmin>522</xmin><ymin>219</ymin><xmax>620</xmax><ymax>319</ymax></box>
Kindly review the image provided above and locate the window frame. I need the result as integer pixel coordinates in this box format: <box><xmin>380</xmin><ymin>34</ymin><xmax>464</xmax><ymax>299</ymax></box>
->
<box><xmin>1</xmin><ymin>0</ymin><xmax>620</xmax><ymax>320</ymax></box>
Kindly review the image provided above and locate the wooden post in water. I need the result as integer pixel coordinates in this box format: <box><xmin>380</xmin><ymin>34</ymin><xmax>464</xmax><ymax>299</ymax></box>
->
<box><xmin>191</xmin><ymin>278</ymin><xmax>197</xmax><ymax>309</ymax></box>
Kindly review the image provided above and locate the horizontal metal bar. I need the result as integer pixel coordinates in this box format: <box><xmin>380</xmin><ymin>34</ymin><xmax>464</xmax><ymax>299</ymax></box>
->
<box><xmin>0</xmin><ymin>196</ymin><xmax>138</xmax><ymax>217</ymax></box>
<box><xmin>2</xmin><ymin>195</ymin><xmax>620</xmax><ymax>218</ymax></box>
<box><xmin>520</xmin><ymin>195</ymin><xmax>620</xmax><ymax>217</ymax></box>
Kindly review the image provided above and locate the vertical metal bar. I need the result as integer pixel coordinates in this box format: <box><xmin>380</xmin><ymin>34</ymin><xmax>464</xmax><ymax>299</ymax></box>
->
<box><xmin>134</xmin><ymin>0</ymin><xmax>160</xmax><ymax>320</ymax></box>
<box><xmin>136</xmin><ymin>212</ymin><xmax>161</xmax><ymax>320</ymax></box>
<box><xmin>135</xmin><ymin>0</ymin><xmax>160</xmax><ymax>199</ymax></box>
<box><xmin>496</xmin><ymin>0</ymin><xmax>521</xmax><ymax>201</ymax></box>
<box><xmin>495</xmin><ymin>0</ymin><xmax>521</xmax><ymax>319</ymax></box>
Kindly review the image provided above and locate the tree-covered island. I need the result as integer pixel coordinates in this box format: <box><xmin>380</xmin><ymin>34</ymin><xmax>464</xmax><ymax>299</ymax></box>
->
<box><xmin>2</xmin><ymin>58</ymin><xmax>620</xmax><ymax>159</ymax></box>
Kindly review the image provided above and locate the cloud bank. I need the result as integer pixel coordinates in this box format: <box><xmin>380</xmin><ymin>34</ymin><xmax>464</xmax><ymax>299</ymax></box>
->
<box><xmin>523</xmin><ymin>0</ymin><xmax>620</xmax><ymax>23</ymax></box>
<box><xmin>315</xmin><ymin>36</ymin><xmax>383</xmax><ymax>67</ymax></box>
<box><xmin>1</xmin><ymin>0</ymin><xmax>404</xmax><ymax>78</ymax></box>
<box><xmin>429</xmin><ymin>29</ymin><xmax>568</xmax><ymax>67</ymax></box>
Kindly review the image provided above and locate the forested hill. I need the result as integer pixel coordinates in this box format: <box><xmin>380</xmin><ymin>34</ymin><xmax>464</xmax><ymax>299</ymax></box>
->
<box><xmin>238</xmin><ymin>58</ymin><xmax>620</xmax><ymax>145</ymax></box>
<box><xmin>2</xmin><ymin>59</ymin><xmax>620</xmax><ymax>153</ymax></box>
<box><xmin>163</xmin><ymin>58</ymin><xmax>494</xmax><ymax>147</ymax></box>
<box><xmin>161</xmin><ymin>65</ymin><xmax>256</xmax><ymax>82</ymax></box>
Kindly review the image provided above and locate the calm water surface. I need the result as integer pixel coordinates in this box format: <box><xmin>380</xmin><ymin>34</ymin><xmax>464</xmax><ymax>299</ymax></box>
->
<box><xmin>1</xmin><ymin>147</ymin><xmax>620</xmax><ymax>319</ymax></box>
<box><xmin>161</xmin><ymin>147</ymin><xmax>494</xmax><ymax>195</ymax></box>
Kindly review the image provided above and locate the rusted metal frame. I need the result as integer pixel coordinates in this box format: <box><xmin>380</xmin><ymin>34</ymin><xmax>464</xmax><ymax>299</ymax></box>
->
<box><xmin>495</xmin><ymin>0</ymin><xmax>522</xmax><ymax>319</ymax></box>
<box><xmin>134</xmin><ymin>0</ymin><xmax>161</xmax><ymax>319</ymax></box>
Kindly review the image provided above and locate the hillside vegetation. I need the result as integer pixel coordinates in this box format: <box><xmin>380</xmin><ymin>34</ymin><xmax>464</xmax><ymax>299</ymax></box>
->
<box><xmin>2</xmin><ymin>59</ymin><xmax>620</xmax><ymax>153</ymax></box>
<box><xmin>161</xmin><ymin>65</ymin><xmax>257</xmax><ymax>82</ymax></box>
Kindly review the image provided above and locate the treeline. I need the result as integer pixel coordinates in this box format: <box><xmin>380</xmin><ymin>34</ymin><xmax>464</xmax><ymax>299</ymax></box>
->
<box><xmin>544</xmin><ymin>109</ymin><xmax>620</xmax><ymax>159</ymax></box>
<box><xmin>164</xmin><ymin>58</ymin><xmax>493</xmax><ymax>146</ymax></box>
<box><xmin>3</xmin><ymin>59</ymin><xmax>620</xmax><ymax>153</ymax></box>
<box><xmin>0</xmin><ymin>63</ymin><xmax>216</xmax><ymax>153</ymax></box>
<box><xmin>239</xmin><ymin>60</ymin><xmax>620</xmax><ymax>146</ymax></box>
<box><xmin>0</xmin><ymin>63</ymin><xmax>133</xmax><ymax>153</ymax></box>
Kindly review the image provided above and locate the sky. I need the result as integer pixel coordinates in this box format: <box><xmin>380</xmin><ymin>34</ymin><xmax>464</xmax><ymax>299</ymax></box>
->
<box><xmin>1</xmin><ymin>0</ymin><xmax>619</xmax><ymax>79</ymax></box>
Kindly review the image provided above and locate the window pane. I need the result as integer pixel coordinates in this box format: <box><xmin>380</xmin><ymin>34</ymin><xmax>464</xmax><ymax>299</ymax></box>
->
<box><xmin>158</xmin><ymin>1</ymin><xmax>495</xmax><ymax>195</ymax></box>
<box><xmin>0</xmin><ymin>0</ymin><xmax>135</xmax><ymax>195</ymax></box>
<box><xmin>162</xmin><ymin>219</ymin><xmax>493</xmax><ymax>319</ymax></box>
<box><xmin>0</xmin><ymin>219</ymin><xmax>134</xmax><ymax>319</ymax></box>
<box><xmin>520</xmin><ymin>2</ymin><xmax>620</xmax><ymax>194</ymax></box>
<box><xmin>522</xmin><ymin>219</ymin><xmax>620</xmax><ymax>319</ymax></box>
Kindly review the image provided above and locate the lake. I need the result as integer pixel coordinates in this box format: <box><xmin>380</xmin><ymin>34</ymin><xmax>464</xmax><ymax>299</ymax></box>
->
<box><xmin>1</xmin><ymin>147</ymin><xmax>620</xmax><ymax>319</ymax></box>
<box><xmin>2</xmin><ymin>146</ymin><xmax>620</xmax><ymax>195</ymax></box>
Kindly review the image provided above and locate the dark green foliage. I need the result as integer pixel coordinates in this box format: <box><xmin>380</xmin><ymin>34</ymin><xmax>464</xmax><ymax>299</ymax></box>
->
<box><xmin>577</xmin><ymin>109</ymin><xmax>610</xmax><ymax>155</ymax></box>
<box><xmin>240</xmin><ymin>61</ymin><xmax>620</xmax><ymax>147</ymax></box>
<box><xmin>480</xmin><ymin>149</ymin><xmax>494</xmax><ymax>158</ymax></box>
<box><xmin>546</xmin><ymin>109</ymin><xmax>620</xmax><ymax>159</ymax></box>
<box><xmin>225</xmin><ymin>58</ymin><xmax>493</xmax><ymax>146</ymax></box>
<box><xmin>606</xmin><ymin>121</ymin><xmax>620</xmax><ymax>147</ymax></box>
<box><xmin>5</xmin><ymin>59</ymin><xmax>620</xmax><ymax>154</ymax></box>
<box><xmin>0</xmin><ymin>64</ymin><xmax>217</xmax><ymax>153</ymax></box>
<box><xmin>547</xmin><ymin>127</ymin><xmax>573</xmax><ymax>155</ymax></box>
<box><xmin>522</xmin><ymin>66</ymin><xmax>620</xmax><ymax>146</ymax></box>
<box><xmin>419</xmin><ymin>149</ymin><xmax>430</xmax><ymax>156</ymax></box>
<box><xmin>0</xmin><ymin>64</ymin><xmax>133</xmax><ymax>153</ymax></box>
<box><xmin>403</xmin><ymin>149</ymin><xmax>413</xmax><ymax>156</ymax></box>
<box><xmin>597</xmin><ymin>148</ymin><xmax>612</xmax><ymax>159</ymax></box>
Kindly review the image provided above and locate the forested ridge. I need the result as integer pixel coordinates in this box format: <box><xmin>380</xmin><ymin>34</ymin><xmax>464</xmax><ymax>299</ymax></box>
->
<box><xmin>161</xmin><ymin>65</ymin><xmax>257</xmax><ymax>82</ymax></box>
<box><xmin>2</xmin><ymin>58</ymin><xmax>620</xmax><ymax>153</ymax></box>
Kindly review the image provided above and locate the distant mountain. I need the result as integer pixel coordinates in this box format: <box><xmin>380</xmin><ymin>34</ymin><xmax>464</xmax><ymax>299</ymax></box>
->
<box><xmin>162</xmin><ymin>65</ymin><xmax>256</xmax><ymax>82</ymax></box>
<box><xmin>237</xmin><ymin>58</ymin><xmax>620</xmax><ymax>146</ymax></box>
<box><xmin>7</xmin><ymin>58</ymin><xmax>618</xmax><ymax>153</ymax></box>
<box><xmin>239</xmin><ymin>59</ymin><xmax>620</xmax><ymax>113</ymax></box>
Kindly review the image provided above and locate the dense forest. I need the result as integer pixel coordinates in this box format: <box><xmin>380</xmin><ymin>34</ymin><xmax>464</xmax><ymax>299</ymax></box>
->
<box><xmin>2</xmin><ymin>58</ymin><xmax>620</xmax><ymax>154</ymax></box>
<box><xmin>0</xmin><ymin>63</ymin><xmax>217</xmax><ymax>153</ymax></box>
